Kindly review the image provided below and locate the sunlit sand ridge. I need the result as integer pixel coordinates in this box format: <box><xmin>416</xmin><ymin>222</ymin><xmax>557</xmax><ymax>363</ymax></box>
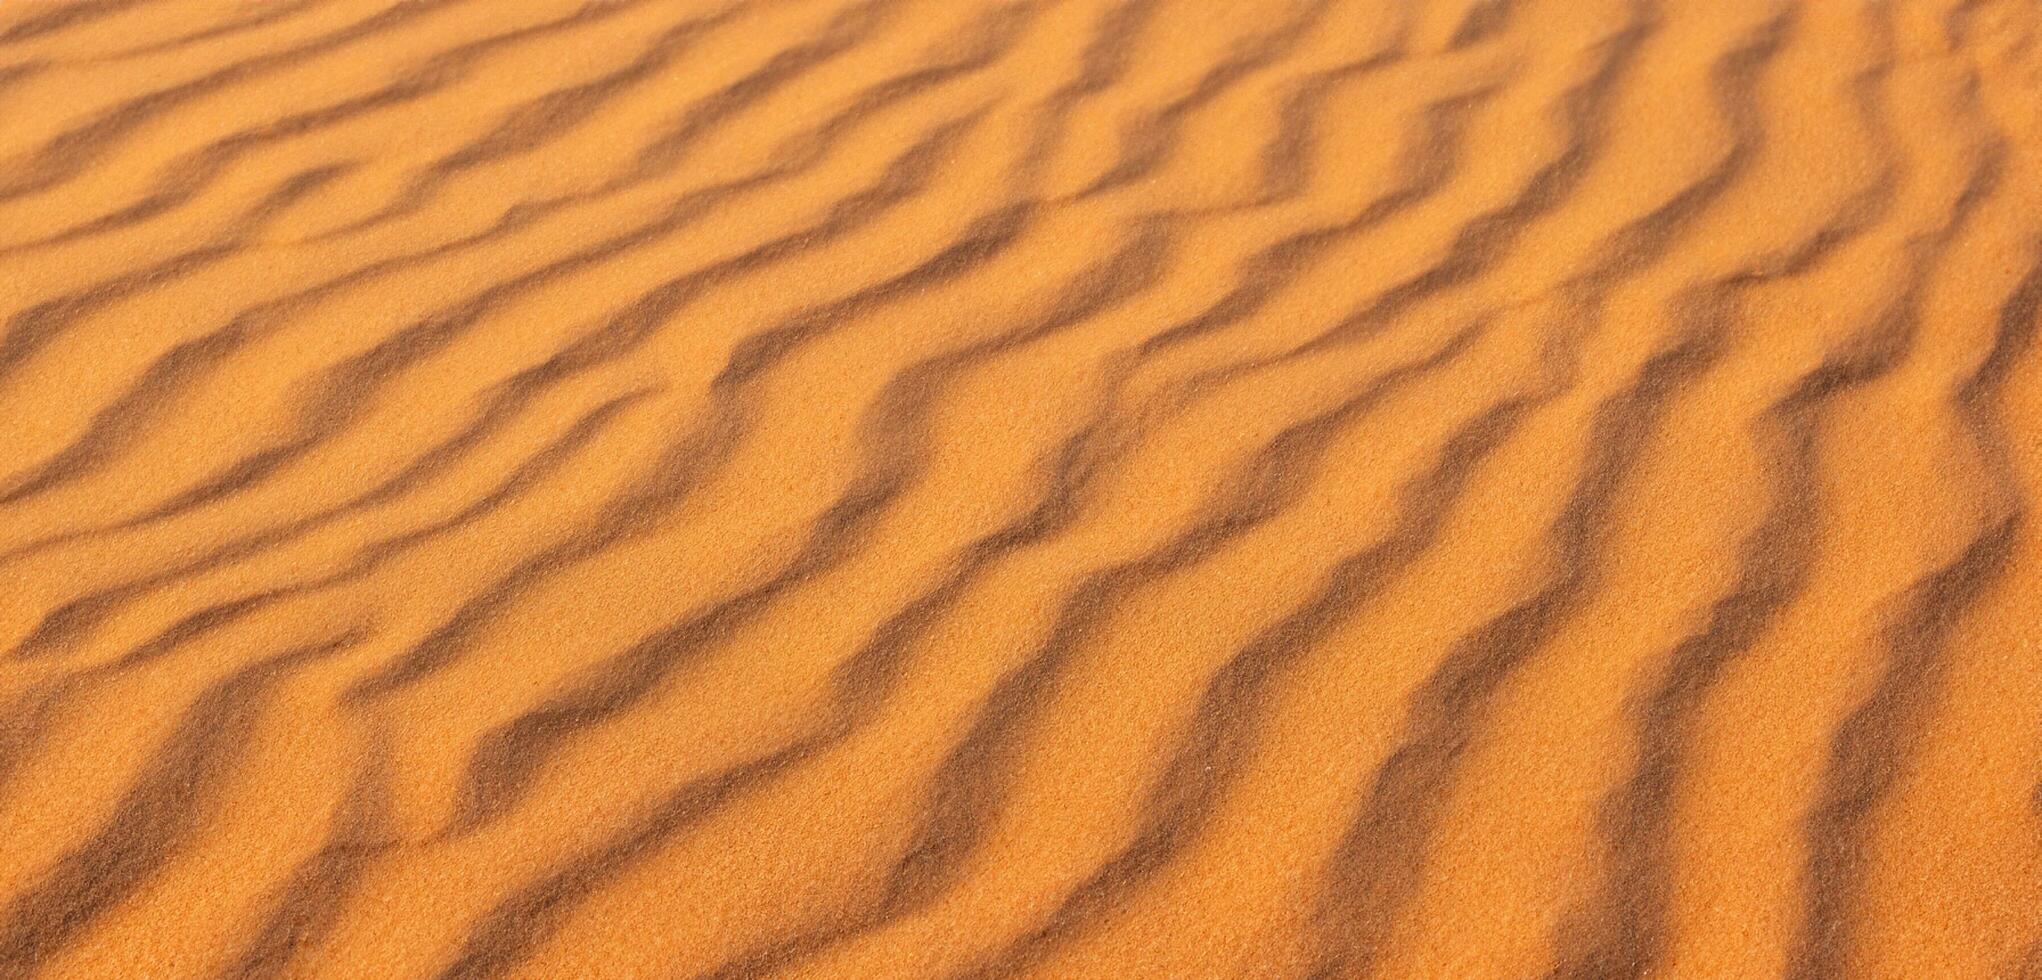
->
<box><xmin>1</xmin><ymin>0</ymin><xmax>2040</xmax><ymax>976</ymax></box>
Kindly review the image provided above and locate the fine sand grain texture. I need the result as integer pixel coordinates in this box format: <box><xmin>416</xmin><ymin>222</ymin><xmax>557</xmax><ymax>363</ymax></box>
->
<box><xmin>2</xmin><ymin>0</ymin><xmax>2042</xmax><ymax>976</ymax></box>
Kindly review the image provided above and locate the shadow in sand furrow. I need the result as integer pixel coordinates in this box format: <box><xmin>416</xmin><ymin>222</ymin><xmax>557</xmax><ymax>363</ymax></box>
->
<box><xmin>0</xmin><ymin>388</ymin><xmax>655</xmax><ymax>801</ymax></box>
<box><xmin>1137</xmin><ymin>81</ymin><xmax>1496</xmax><ymax>357</ymax></box>
<box><xmin>406</xmin><ymin>45</ymin><xmax>1505</xmax><ymax>966</ymax></box>
<box><xmin>1174</xmin><ymin>0</ymin><xmax>1664</xmax><ymax>401</ymax></box>
<box><xmin>0</xmin><ymin>0</ymin><xmax>167</xmax><ymax>48</ymax></box>
<box><xmin>2</xmin><ymin>110</ymin><xmax>987</xmax><ymax>657</ymax></box>
<box><xmin>419</xmin><ymin>216</ymin><xmax>1175</xmax><ymax>980</ymax></box>
<box><xmin>314</xmin><ymin>0</ymin><xmax>909</xmax><ymax>244</ymax></box>
<box><xmin>0</xmin><ymin>202</ymin><xmax>566</xmax><ymax>541</ymax></box>
<box><xmin>0</xmin><ymin>159</ymin><xmax>352</xmax><ymax>404</ymax></box>
<box><xmin>8</xmin><ymin>2</ymin><xmax>2036</xmax><ymax>976</ymax></box>
<box><xmin>431</xmin><ymin>286</ymin><xmax>1489</xmax><ymax>980</ymax></box>
<box><xmin>0</xmin><ymin>61</ymin><xmax>43</xmax><ymax>103</ymax></box>
<box><xmin>1029</xmin><ymin>15</ymin><xmax>1489</xmax><ymax>390</ymax></box>
<box><xmin>1010</xmin><ymin>0</ymin><xmax>1159</xmax><ymax>187</ymax></box>
<box><xmin>1790</xmin><ymin>151</ymin><xmax>2025</xmax><ymax>980</ymax></box>
<box><xmin>412</xmin><ymin>204</ymin><xmax>1052</xmax><ymax>823</ymax></box>
<box><xmin>424</xmin><ymin>59</ymin><xmax>1519</xmax><ymax>831</ymax></box>
<box><xmin>426</xmin><ymin>214</ymin><xmax>1161</xmax><ymax>826</ymax></box>
<box><xmin>1070</xmin><ymin>0</ymin><xmax>1340</xmax><ymax>201</ymax></box>
<box><xmin>1942</xmin><ymin>0</ymin><xmax>1991</xmax><ymax>51</ymax></box>
<box><xmin>1250</xmin><ymin>19</ymin><xmax>1420</xmax><ymax>210</ymax></box>
<box><xmin>330</xmin><ymin>116</ymin><xmax>1012</xmax><ymax>702</ymax></box>
<box><xmin>951</xmin><ymin>384</ymin><xmax>1535</xmax><ymax>980</ymax></box>
<box><xmin>216</xmin><ymin>723</ymin><xmax>394</xmax><ymax>980</ymax></box>
<box><xmin>1448</xmin><ymin>0</ymin><xmax>1515</xmax><ymax>51</ymax></box>
<box><xmin>1548</xmin><ymin>113</ymin><xmax>1994</xmax><ymax>980</ymax></box>
<box><xmin>1769</xmin><ymin>178</ymin><xmax>2001</xmax><ymax>980</ymax></box>
<box><xmin>1302</xmin><ymin>5</ymin><xmax>1803</xmax><ymax>974</ymax></box>
<box><xmin>0</xmin><ymin>244</ymin><xmax>467</xmax><ymax>518</ymax></box>
<box><xmin>0</xmin><ymin>0</ymin><xmax>556</xmax><ymax>206</ymax></box>
<box><xmin>555</xmin><ymin>0</ymin><xmax>1030</xmax><ymax>216</ymax></box>
<box><xmin>1540</xmin><ymin>288</ymin><xmax>1857</xmax><ymax>980</ymax></box>
<box><xmin>459</xmin><ymin>229</ymin><xmax>1479</xmax><ymax>839</ymax></box>
<box><xmin>599</xmin><ymin>4</ymin><xmax>913</xmax><ymax>191</ymax></box>
<box><xmin>80</xmin><ymin>0</ymin><xmax>339</xmax><ymax>66</ymax></box>
<box><xmin>1307</xmin><ymin>313</ymin><xmax>1713</xmax><ymax>980</ymax></box>
<box><xmin>1</xmin><ymin>0</ymin><xmax>743</xmax><ymax>256</ymax></box>
<box><xmin>420</xmin><ymin>403</ymin><xmax>1127</xmax><ymax>980</ymax></box>
<box><xmin>314</xmin><ymin>0</ymin><xmax>1033</xmax><ymax>250</ymax></box>
<box><xmin>1546</xmin><ymin>6</ymin><xmax>1914</xmax><ymax>971</ymax></box>
<box><xmin>687</xmin><ymin>316</ymin><xmax>1486</xmax><ymax>980</ymax></box>
<box><xmin>0</xmin><ymin>0</ymin><xmax>1033</xmax><ymax>540</ymax></box>
<box><xmin>1798</xmin><ymin>513</ymin><xmax>2020</xmax><ymax>971</ymax></box>
<box><xmin>0</xmin><ymin>627</ymin><xmax>369</xmax><ymax>980</ymax></box>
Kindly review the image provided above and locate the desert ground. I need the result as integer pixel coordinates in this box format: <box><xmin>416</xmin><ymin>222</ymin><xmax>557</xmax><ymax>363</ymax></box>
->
<box><xmin>2</xmin><ymin>0</ymin><xmax>2041</xmax><ymax>976</ymax></box>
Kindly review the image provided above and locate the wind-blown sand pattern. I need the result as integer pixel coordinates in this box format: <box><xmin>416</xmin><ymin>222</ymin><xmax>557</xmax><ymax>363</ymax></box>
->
<box><xmin>1</xmin><ymin>0</ymin><xmax>2041</xmax><ymax>976</ymax></box>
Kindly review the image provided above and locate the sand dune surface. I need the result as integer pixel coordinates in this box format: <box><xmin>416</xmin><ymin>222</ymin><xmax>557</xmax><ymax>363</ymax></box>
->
<box><xmin>2</xmin><ymin>0</ymin><xmax>2042</xmax><ymax>976</ymax></box>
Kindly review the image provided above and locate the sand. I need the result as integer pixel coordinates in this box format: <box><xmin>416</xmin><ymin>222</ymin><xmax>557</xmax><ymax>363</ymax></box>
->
<box><xmin>1</xmin><ymin>0</ymin><xmax>2040</xmax><ymax>976</ymax></box>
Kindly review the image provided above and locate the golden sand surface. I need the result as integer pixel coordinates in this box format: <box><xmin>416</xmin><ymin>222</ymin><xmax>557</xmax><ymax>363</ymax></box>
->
<box><xmin>1</xmin><ymin>0</ymin><xmax>2041</xmax><ymax>976</ymax></box>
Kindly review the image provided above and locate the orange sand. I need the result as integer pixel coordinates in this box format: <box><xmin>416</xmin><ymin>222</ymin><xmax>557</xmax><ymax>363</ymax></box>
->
<box><xmin>2</xmin><ymin>0</ymin><xmax>2041</xmax><ymax>976</ymax></box>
